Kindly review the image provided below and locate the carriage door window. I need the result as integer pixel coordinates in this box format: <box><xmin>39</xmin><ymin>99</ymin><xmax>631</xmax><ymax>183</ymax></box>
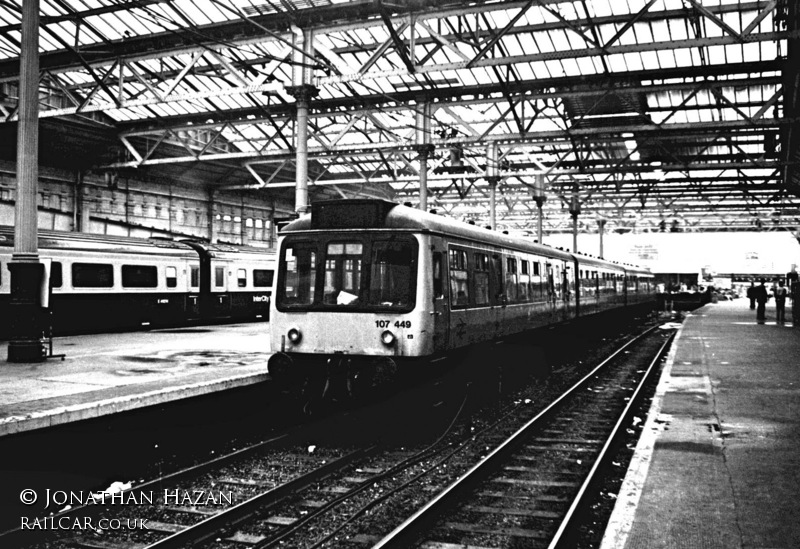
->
<box><xmin>532</xmin><ymin>260</ymin><xmax>542</xmax><ymax>299</ymax></box>
<box><xmin>505</xmin><ymin>258</ymin><xmax>518</xmax><ymax>302</ymax></box>
<box><xmin>553</xmin><ymin>265</ymin><xmax>562</xmax><ymax>298</ymax></box>
<box><xmin>491</xmin><ymin>254</ymin><xmax>503</xmax><ymax>303</ymax></box>
<box><xmin>166</xmin><ymin>266</ymin><xmax>177</xmax><ymax>288</ymax></box>
<box><xmin>474</xmin><ymin>253</ymin><xmax>489</xmax><ymax>305</ymax></box>
<box><xmin>564</xmin><ymin>266</ymin><xmax>573</xmax><ymax>300</ymax></box>
<box><xmin>519</xmin><ymin>260</ymin><xmax>529</xmax><ymax>301</ymax></box>
<box><xmin>190</xmin><ymin>266</ymin><xmax>199</xmax><ymax>288</ymax></box>
<box><xmin>50</xmin><ymin>262</ymin><xmax>63</xmax><ymax>288</ymax></box>
<box><xmin>432</xmin><ymin>252</ymin><xmax>444</xmax><ymax>300</ymax></box>
<box><xmin>237</xmin><ymin>268</ymin><xmax>247</xmax><ymax>288</ymax></box>
<box><xmin>449</xmin><ymin>248</ymin><xmax>469</xmax><ymax>307</ymax></box>
<box><xmin>214</xmin><ymin>266</ymin><xmax>225</xmax><ymax>288</ymax></box>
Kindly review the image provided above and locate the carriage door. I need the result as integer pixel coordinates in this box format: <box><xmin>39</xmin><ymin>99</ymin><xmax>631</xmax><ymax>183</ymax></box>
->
<box><xmin>211</xmin><ymin>262</ymin><xmax>231</xmax><ymax>317</ymax></box>
<box><xmin>187</xmin><ymin>264</ymin><xmax>201</xmax><ymax>320</ymax></box>
<box><xmin>563</xmin><ymin>263</ymin><xmax>573</xmax><ymax>315</ymax></box>
<box><xmin>546</xmin><ymin>263</ymin><xmax>556</xmax><ymax>315</ymax></box>
<box><xmin>431</xmin><ymin>251</ymin><xmax>449</xmax><ymax>351</ymax></box>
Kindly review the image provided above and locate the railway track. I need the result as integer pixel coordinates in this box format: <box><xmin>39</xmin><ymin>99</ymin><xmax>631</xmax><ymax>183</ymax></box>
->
<box><xmin>3</xmin><ymin>434</ymin><xmax>367</xmax><ymax>549</ymax></box>
<box><xmin>373</xmin><ymin>325</ymin><xmax>675</xmax><ymax>549</ymax></box>
<box><xmin>6</xmin><ymin>319</ymin><xmax>675</xmax><ymax>549</ymax></box>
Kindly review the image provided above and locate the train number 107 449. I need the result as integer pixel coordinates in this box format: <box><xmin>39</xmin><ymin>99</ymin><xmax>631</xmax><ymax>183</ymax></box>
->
<box><xmin>375</xmin><ymin>320</ymin><xmax>412</xmax><ymax>328</ymax></box>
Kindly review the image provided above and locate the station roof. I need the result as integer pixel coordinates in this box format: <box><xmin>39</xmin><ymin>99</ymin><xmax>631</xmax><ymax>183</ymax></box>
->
<box><xmin>1</xmin><ymin>0</ymin><xmax>799</xmax><ymax>236</ymax></box>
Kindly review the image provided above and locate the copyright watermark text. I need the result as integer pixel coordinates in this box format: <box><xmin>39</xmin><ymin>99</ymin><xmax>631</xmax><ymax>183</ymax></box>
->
<box><xmin>19</xmin><ymin>488</ymin><xmax>232</xmax><ymax>510</ymax></box>
<box><xmin>21</xmin><ymin>517</ymin><xmax>148</xmax><ymax>531</ymax></box>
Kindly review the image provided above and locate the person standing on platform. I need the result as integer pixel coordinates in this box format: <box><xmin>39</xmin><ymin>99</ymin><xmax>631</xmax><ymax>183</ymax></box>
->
<box><xmin>789</xmin><ymin>271</ymin><xmax>800</xmax><ymax>324</ymax></box>
<box><xmin>747</xmin><ymin>281</ymin><xmax>756</xmax><ymax>309</ymax></box>
<box><xmin>773</xmin><ymin>280</ymin><xmax>788</xmax><ymax>323</ymax></box>
<box><xmin>754</xmin><ymin>279</ymin><xmax>768</xmax><ymax>322</ymax></box>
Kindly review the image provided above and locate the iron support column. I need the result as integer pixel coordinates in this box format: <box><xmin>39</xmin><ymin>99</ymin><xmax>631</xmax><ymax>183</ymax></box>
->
<box><xmin>533</xmin><ymin>173</ymin><xmax>547</xmax><ymax>244</ymax></box>
<box><xmin>294</xmin><ymin>89</ymin><xmax>311</xmax><ymax>215</ymax></box>
<box><xmin>572</xmin><ymin>215</ymin><xmax>578</xmax><ymax>253</ymax></box>
<box><xmin>207</xmin><ymin>188</ymin><xmax>217</xmax><ymax>244</ymax></box>
<box><xmin>414</xmin><ymin>101</ymin><xmax>432</xmax><ymax>211</ymax></box>
<box><xmin>489</xmin><ymin>180</ymin><xmax>497</xmax><ymax>230</ymax></box>
<box><xmin>288</xmin><ymin>86</ymin><xmax>317</xmax><ymax>214</ymax></box>
<box><xmin>417</xmin><ymin>147</ymin><xmax>433</xmax><ymax>212</ymax></box>
<box><xmin>289</xmin><ymin>28</ymin><xmax>316</xmax><ymax>216</ymax></box>
<box><xmin>598</xmin><ymin>219</ymin><xmax>607</xmax><ymax>258</ymax></box>
<box><xmin>536</xmin><ymin>203</ymin><xmax>544</xmax><ymax>243</ymax></box>
<box><xmin>569</xmin><ymin>190</ymin><xmax>581</xmax><ymax>254</ymax></box>
<box><xmin>8</xmin><ymin>0</ymin><xmax>44</xmax><ymax>362</ymax></box>
<box><xmin>486</xmin><ymin>142</ymin><xmax>499</xmax><ymax>230</ymax></box>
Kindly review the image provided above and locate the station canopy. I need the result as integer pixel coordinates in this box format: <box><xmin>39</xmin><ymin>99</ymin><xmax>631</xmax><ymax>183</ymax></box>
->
<box><xmin>1</xmin><ymin>0</ymin><xmax>799</xmax><ymax>236</ymax></box>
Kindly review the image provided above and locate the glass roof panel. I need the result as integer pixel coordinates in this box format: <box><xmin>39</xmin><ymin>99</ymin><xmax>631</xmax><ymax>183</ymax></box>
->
<box><xmin>0</xmin><ymin>0</ymin><xmax>792</xmax><ymax>232</ymax></box>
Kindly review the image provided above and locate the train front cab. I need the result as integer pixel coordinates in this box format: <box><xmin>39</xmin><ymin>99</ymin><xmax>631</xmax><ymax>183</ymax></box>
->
<box><xmin>268</xmin><ymin>230</ymin><xmax>431</xmax><ymax>390</ymax></box>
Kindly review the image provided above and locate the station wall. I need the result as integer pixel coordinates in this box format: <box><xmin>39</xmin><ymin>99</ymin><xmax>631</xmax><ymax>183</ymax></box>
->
<box><xmin>0</xmin><ymin>160</ymin><xmax>285</xmax><ymax>248</ymax></box>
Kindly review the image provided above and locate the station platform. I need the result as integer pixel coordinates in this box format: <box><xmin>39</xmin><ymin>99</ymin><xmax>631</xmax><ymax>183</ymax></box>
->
<box><xmin>601</xmin><ymin>298</ymin><xmax>800</xmax><ymax>549</ymax></box>
<box><xmin>0</xmin><ymin>323</ymin><xmax>272</xmax><ymax>437</ymax></box>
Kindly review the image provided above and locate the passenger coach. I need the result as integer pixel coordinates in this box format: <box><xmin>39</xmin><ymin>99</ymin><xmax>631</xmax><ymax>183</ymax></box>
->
<box><xmin>0</xmin><ymin>227</ymin><xmax>275</xmax><ymax>336</ymax></box>
<box><xmin>268</xmin><ymin>199</ymin><xmax>653</xmax><ymax>389</ymax></box>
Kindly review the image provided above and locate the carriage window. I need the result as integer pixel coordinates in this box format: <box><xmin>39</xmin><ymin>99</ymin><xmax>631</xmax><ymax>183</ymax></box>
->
<box><xmin>122</xmin><ymin>265</ymin><xmax>158</xmax><ymax>288</ymax></box>
<box><xmin>253</xmin><ymin>269</ymin><xmax>274</xmax><ymax>287</ymax></box>
<box><xmin>50</xmin><ymin>261</ymin><xmax>62</xmax><ymax>288</ymax></box>
<box><xmin>73</xmin><ymin>263</ymin><xmax>114</xmax><ymax>288</ymax></box>
<box><xmin>215</xmin><ymin>266</ymin><xmax>225</xmax><ymax>287</ymax></box>
<box><xmin>449</xmin><ymin>248</ymin><xmax>469</xmax><ymax>307</ymax></box>
<box><xmin>474</xmin><ymin>252</ymin><xmax>489</xmax><ymax>305</ymax></box>
<box><xmin>369</xmin><ymin>240</ymin><xmax>415</xmax><ymax>307</ymax></box>
<box><xmin>280</xmin><ymin>241</ymin><xmax>317</xmax><ymax>306</ymax></box>
<box><xmin>165</xmin><ymin>266</ymin><xmax>177</xmax><ymax>288</ymax></box>
<box><xmin>190</xmin><ymin>266</ymin><xmax>199</xmax><ymax>288</ymax></box>
<box><xmin>237</xmin><ymin>268</ymin><xmax>247</xmax><ymax>288</ymax></box>
<box><xmin>324</xmin><ymin>242</ymin><xmax>363</xmax><ymax>305</ymax></box>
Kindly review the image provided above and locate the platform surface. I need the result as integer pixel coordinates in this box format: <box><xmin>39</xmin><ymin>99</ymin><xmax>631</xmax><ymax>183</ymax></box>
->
<box><xmin>602</xmin><ymin>298</ymin><xmax>800</xmax><ymax>549</ymax></box>
<box><xmin>0</xmin><ymin>323</ymin><xmax>272</xmax><ymax>437</ymax></box>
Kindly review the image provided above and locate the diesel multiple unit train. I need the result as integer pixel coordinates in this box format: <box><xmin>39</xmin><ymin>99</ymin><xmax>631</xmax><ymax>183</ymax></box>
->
<box><xmin>268</xmin><ymin>199</ymin><xmax>654</xmax><ymax>394</ymax></box>
<box><xmin>0</xmin><ymin>227</ymin><xmax>275</xmax><ymax>337</ymax></box>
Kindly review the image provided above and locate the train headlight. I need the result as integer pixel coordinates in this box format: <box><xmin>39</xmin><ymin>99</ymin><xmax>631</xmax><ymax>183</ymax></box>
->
<box><xmin>381</xmin><ymin>330</ymin><xmax>396</xmax><ymax>347</ymax></box>
<box><xmin>287</xmin><ymin>328</ymin><xmax>302</xmax><ymax>344</ymax></box>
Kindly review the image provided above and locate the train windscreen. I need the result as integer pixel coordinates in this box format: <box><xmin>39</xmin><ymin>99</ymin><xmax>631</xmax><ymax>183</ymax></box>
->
<box><xmin>277</xmin><ymin>235</ymin><xmax>417</xmax><ymax>312</ymax></box>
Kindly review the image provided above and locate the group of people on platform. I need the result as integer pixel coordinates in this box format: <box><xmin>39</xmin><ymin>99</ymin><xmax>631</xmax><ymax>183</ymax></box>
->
<box><xmin>747</xmin><ymin>279</ymin><xmax>790</xmax><ymax>323</ymax></box>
